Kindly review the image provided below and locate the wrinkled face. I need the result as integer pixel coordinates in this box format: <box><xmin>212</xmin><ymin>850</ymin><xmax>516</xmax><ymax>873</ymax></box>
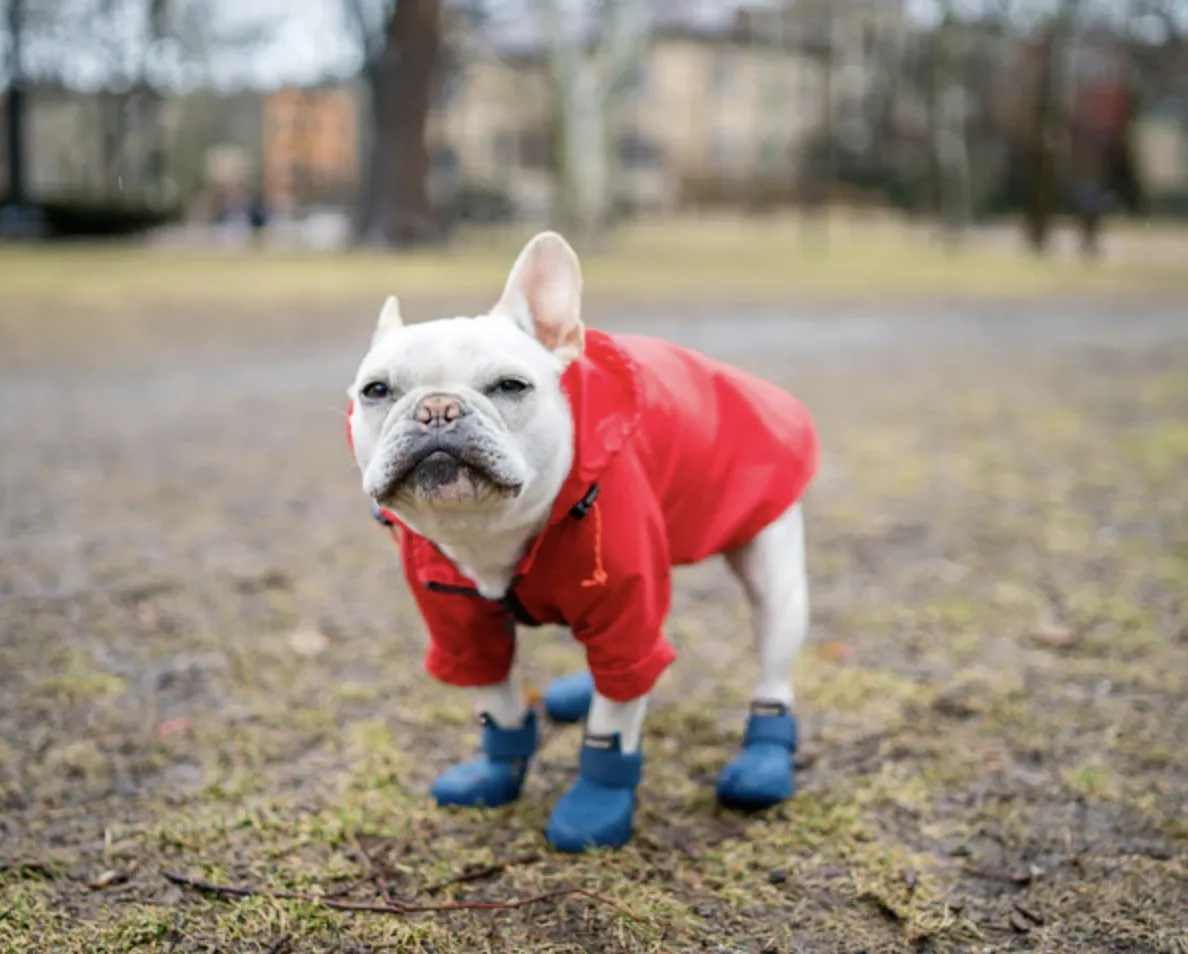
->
<box><xmin>349</xmin><ymin>315</ymin><xmax>571</xmax><ymax>513</ymax></box>
<box><xmin>347</xmin><ymin>231</ymin><xmax>586</xmax><ymax>537</ymax></box>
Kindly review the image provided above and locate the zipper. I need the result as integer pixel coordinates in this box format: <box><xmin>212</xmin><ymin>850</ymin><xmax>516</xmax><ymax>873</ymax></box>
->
<box><xmin>417</xmin><ymin>482</ymin><xmax>601</xmax><ymax>630</ymax></box>
<box><xmin>424</xmin><ymin>578</ymin><xmax>541</xmax><ymax>627</ymax></box>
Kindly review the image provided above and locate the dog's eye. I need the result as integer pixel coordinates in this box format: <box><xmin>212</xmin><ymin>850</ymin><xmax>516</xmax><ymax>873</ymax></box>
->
<box><xmin>492</xmin><ymin>378</ymin><xmax>531</xmax><ymax>397</ymax></box>
<box><xmin>360</xmin><ymin>381</ymin><xmax>392</xmax><ymax>401</ymax></box>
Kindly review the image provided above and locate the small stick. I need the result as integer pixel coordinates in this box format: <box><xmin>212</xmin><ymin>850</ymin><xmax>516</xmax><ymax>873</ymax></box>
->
<box><xmin>961</xmin><ymin>864</ymin><xmax>1032</xmax><ymax>886</ymax></box>
<box><xmin>164</xmin><ymin>871</ymin><xmax>561</xmax><ymax>913</ymax></box>
<box><xmin>421</xmin><ymin>852</ymin><xmax>542</xmax><ymax>895</ymax></box>
<box><xmin>161</xmin><ymin>871</ymin><xmax>702</xmax><ymax>940</ymax></box>
<box><xmin>352</xmin><ymin>834</ymin><xmax>398</xmax><ymax>905</ymax></box>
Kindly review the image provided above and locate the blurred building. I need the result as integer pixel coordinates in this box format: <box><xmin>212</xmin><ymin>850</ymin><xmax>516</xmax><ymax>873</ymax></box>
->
<box><xmin>262</xmin><ymin>83</ymin><xmax>362</xmax><ymax>213</ymax></box>
<box><xmin>428</xmin><ymin>0</ymin><xmax>907</xmax><ymax>218</ymax></box>
<box><xmin>5</xmin><ymin>0</ymin><xmax>1185</xmax><ymax>224</ymax></box>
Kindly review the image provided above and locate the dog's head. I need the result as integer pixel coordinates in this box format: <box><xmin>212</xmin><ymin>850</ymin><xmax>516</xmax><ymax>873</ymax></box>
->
<box><xmin>347</xmin><ymin>231</ymin><xmax>585</xmax><ymax>540</ymax></box>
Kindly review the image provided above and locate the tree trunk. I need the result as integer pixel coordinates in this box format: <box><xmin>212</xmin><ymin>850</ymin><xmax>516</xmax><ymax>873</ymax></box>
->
<box><xmin>1023</xmin><ymin>29</ymin><xmax>1059</xmax><ymax>254</ymax></box>
<box><xmin>373</xmin><ymin>0</ymin><xmax>442</xmax><ymax>247</ymax></box>
<box><xmin>555</xmin><ymin>67</ymin><xmax>611</xmax><ymax>249</ymax></box>
<box><xmin>353</xmin><ymin>63</ymin><xmax>384</xmax><ymax>243</ymax></box>
<box><xmin>5</xmin><ymin>0</ymin><xmax>26</xmax><ymax>204</ymax></box>
<box><xmin>540</xmin><ymin>0</ymin><xmax>650</xmax><ymax>251</ymax></box>
<box><xmin>931</xmin><ymin>14</ymin><xmax>971</xmax><ymax>246</ymax></box>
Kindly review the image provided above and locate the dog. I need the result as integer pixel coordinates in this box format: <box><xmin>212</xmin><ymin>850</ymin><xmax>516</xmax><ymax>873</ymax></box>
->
<box><xmin>346</xmin><ymin>231</ymin><xmax>818</xmax><ymax>852</ymax></box>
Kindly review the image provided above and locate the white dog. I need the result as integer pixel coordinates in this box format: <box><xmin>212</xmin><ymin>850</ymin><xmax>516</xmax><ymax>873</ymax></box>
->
<box><xmin>346</xmin><ymin>232</ymin><xmax>818</xmax><ymax>852</ymax></box>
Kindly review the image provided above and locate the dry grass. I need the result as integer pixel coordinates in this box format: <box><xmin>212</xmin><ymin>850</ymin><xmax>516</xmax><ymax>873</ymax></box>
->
<box><xmin>1</xmin><ymin>249</ymin><xmax>1186</xmax><ymax>952</ymax></box>
<box><xmin>2</xmin><ymin>214</ymin><xmax>1185</xmax><ymax>312</ymax></box>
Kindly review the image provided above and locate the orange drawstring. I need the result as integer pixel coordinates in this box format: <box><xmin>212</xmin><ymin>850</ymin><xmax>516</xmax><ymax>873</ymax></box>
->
<box><xmin>580</xmin><ymin>499</ymin><xmax>608</xmax><ymax>587</ymax></box>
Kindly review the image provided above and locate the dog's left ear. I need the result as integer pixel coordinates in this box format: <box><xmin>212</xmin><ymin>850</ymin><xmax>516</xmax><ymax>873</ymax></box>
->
<box><xmin>372</xmin><ymin>295</ymin><xmax>403</xmax><ymax>346</ymax></box>
<box><xmin>492</xmin><ymin>231</ymin><xmax>584</xmax><ymax>366</ymax></box>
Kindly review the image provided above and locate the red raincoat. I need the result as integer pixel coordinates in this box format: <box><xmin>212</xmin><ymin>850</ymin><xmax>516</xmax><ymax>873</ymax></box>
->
<box><xmin>347</xmin><ymin>329</ymin><xmax>818</xmax><ymax>702</ymax></box>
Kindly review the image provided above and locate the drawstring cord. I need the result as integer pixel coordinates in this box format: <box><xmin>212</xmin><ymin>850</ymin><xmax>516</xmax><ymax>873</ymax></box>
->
<box><xmin>580</xmin><ymin>498</ymin><xmax>608</xmax><ymax>588</ymax></box>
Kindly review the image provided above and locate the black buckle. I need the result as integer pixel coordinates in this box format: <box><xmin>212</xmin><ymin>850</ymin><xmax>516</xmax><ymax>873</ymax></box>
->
<box><xmin>569</xmin><ymin>484</ymin><xmax>600</xmax><ymax>520</ymax></box>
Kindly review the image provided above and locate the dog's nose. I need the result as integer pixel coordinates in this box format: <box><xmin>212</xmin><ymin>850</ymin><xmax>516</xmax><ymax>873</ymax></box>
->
<box><xmin>414</xmin><ymin>393</ymin><xmax>466</xmax><ymax>427</ymax></box>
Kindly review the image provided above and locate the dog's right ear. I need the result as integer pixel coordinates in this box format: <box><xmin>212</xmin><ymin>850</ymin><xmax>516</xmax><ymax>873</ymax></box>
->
<box><xmin>371</xmin><ymin>295</ymin><xmax>403</xmax><ymax>346</ymax></box>
<box><xmin>492</xmin><ymin>231</ymin><xmax>584</xmax><ymax>367</ymax></box>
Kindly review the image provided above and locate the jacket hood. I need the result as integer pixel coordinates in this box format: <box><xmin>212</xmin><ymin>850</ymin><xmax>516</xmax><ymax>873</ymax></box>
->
<box><xmin>549</xmin><ymin>327</ymin><xmax>641</xmax><ymax>521</ymax></box>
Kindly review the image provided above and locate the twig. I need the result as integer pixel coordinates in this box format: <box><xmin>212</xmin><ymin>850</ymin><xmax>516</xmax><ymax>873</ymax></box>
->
<box><xmin>1012</xmin><ymin>899</ymin><xmax>1046</xmax><ymax>925</ymax></box>
<box><xmin>161</xmin><ymin>871</ymin><xmax>702</xmax><ymax>940</ymax></box>
<box><xmin>421</xmin><ymin>852</ymin><xmax>542</xmax><ymax>895</ymax></box>
<box><xmin>352</xmin><ymin>834</ymin><xmax>399</xmax><ymax>905</ymax></box>
<box><xmin>165</xmin><ymin>870</ymin><xmax>558</xmax><ymax>913</ymax></box>
<box><xmin>961</xmin><ymin>864</ymin><xmax>1033</xmax><ymax>886</ymax></box>
<box><xmin>322</xmin><ymin>874</ymin><xmax>374</xmax><ymax>900</ymax></box>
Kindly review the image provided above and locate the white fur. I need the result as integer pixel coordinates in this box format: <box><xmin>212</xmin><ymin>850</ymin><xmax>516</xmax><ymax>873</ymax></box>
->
<box><xmin>348</xmin><ymin>232</ymin><xmax>810</xmax><ymax>755</ymax></box>
<box><xmin>348</xmin><ymin>236</ymin><xmax>583</xmax><ymax>597</ymax></box>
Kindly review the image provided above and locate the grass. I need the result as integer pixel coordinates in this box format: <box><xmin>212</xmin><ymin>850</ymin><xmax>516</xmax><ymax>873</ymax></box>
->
<box><xmin>4</xmin><ymin>214</ymin><xmax>1184</xmax><ymax>370</ymax></box>
<box><xmin>2</xmin><ymin>214</ymin><xmax>1186</xmax><ymax>311</ymax></box>
<box><xmin>1</xmin><ymin>245</ymin><xmax>1187</xmax><ymax>951</ymax></box>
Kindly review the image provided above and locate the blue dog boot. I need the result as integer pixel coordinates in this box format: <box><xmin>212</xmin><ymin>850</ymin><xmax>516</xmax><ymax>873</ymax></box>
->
<box><xmin>546</xmin><ymin>733</ymin><xmax>642</xmax><ymax>853</ymax></box>
<box><xmin>542</xmin><ymin>670</ymin><xmax>594</xmax><ymax>724</ymax></box>
<box><xmin>431</xmin><ymin>709</ymin><xmax>538</xmax><ymax>808</ymax></box>
<box><xmin>716</xmin><ymin>702</ymin><xmax>798</xmax><ymax>811</ymax></box>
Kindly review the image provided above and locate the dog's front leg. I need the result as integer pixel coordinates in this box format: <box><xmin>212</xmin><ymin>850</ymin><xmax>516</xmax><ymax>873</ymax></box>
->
<box><xmin>545</xmin><ymin>690</ymin><xmax>649</xmax><ymax>852</ymax></box>
<box><xmin>431</xmin><ymin>670</ymin><xmax>539</xmax><ymax>809</ymax></box>
<box><xmin>470</xmin><ymin>674</ymin><xmax>528</xmax><ymax>728</ymax></box>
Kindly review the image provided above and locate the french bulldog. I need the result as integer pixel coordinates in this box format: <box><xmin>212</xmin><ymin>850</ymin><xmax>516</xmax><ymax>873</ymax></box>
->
<box><xmin>346</xmin><ymin>231</ymin><xmax>818</xmax><ymax>852</ymax></box>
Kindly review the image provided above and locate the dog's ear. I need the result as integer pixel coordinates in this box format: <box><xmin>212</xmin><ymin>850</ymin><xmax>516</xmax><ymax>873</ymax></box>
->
<box><xmin>492</xmin><ymin>232</ymin><xmax>584</xmax><ymax>366</ymax></box>
<box><xmin>372</xmin><ymin>296</ymin><xmax>403</xmax><ymax>345</ymax></box>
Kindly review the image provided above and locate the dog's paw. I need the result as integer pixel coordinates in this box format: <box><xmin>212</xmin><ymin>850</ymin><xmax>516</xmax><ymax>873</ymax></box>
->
<box><xmin>545</xmin><ymin>734</ymin><xmax>642</xmax><ymax>852</ymax></box>
<box><xmin>431</xmin><ymin>756</ymin><xmax>528</xmax><ymax>808</ymax></box>
<box><xmin>715</xmin><ymin>709</ymin><xmax>798</xmax><ymax>811</ymax></box>
<box><xmin>431</xmin><ymin>709</ymin><xmax>539</xmax><ymax>808</ymax></box>
<box><xmin>546</xmin><ymin>779</ymin><xmax>636</xmax><ymax>852</ymax></box>
<box><xmin>542</xmin><ymin>670</ymin><xmax>594</xmax><ymax>724</ymax></box>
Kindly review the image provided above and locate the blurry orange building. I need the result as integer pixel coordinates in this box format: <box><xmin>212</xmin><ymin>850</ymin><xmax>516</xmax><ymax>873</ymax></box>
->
<box><xmin>262</xmin><ymin>85</ymin><xmax>360</xmax><ymax>210</ymax></box>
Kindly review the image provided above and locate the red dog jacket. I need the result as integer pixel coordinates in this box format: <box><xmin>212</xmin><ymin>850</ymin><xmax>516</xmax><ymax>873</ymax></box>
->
<box><xmin>347</xmin><ymin>329</ymin><xmax>818</xmax><ymax>702</ymax></box>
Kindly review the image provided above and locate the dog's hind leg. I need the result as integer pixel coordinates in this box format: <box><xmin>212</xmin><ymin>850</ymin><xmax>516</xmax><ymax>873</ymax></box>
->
<box><xmin>716</xmin><ymin>502</ymin><xmax>808</xmax><ymax>810</ymax></box>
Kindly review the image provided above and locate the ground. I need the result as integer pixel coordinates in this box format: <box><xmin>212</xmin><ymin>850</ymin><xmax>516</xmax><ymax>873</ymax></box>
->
<box><xmin>1</xmin><ymin>221</ymin><xmax>1187</xmax><ymax>953</ymax></box>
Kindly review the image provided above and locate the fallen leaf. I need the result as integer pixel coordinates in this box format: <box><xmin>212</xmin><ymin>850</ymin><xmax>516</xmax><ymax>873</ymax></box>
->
<box><xmin>289</xmin><ymin>624</ymin><xmax>328</xmax><ymax>657</ymax></box>
<box><xmin>155</xmin><ymin>717</ymin><xmax>193</xmax><ymax>738</ymax></box>
<box><xmin>817</xmin><ymin>640</ymin><xmax>856</xmax><ymax>663</ymax></box>
<box><xmin>90</xmin><ymin>860</ymin><xmax>138</xmax><ymax>889</ymax></box>
<box><xmin>136</xmin><ymin>601</ymin><xmax>159</xmax><ymax>627</ymax></box>
<box><xmin>1032</xmin><ymin>621</ymin><xmax>1078</xmax><ymax>650</ymax></box>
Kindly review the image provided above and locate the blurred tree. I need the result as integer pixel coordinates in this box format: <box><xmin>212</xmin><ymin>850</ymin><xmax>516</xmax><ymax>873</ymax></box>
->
<box><xmin>345</xmin><ymin>0</ymin><xmax>442</xmax><ymax>246</ymax></box>
<box><xmin>3</xmin><ymin>0</ymin><xmax>27</xmax><ymax>205</ymax></box>
<box><xmin>4</xmin><ymin>0</ymin><xmax>270</xmax><ymax>205</ymax></box>
<box><xmin>777</xmin><ymin>0</ymin><xmax>835</xmax><ymax>249</ymax></box>
<box><xmin>536</xmin><ymin>0</ymin><xmax>651</xmax><ymax>250</ymax></box>
<box><xmin>345</xmin><ymin>0</ymin><xmax>484</xmax><ymax>246</ymax></box>
<box><xmin>927</xmin><ymin>3</ymin><xmax>973</xmax><ymax>245</ymax></box>
<box><xmin>1018</xmin><ymin>0</ymin><xmax>1080</xmax><ymax>253</ymax></box>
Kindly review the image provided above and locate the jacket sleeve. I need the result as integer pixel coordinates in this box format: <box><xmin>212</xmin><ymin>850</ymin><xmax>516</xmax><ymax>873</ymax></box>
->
<box><xmin>401</xmin><ymin>541</ymin><xmax>517</xmax><ymax>688</ymax></box>
<box><xmin>557</xmin><ymin>453</ymin><xmax>677</xmax><ymax>702</ymax></box>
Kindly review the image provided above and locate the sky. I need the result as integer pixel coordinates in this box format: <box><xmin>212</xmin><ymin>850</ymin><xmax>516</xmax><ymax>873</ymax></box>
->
<box><xmin>4</xmin><ymin>0</ymin><xmax>1186</xmax><ymax>92</ymax></box>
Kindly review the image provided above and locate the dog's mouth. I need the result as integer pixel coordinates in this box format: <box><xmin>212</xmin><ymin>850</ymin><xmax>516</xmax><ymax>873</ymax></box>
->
<box><xmin>377</xmin><ymin>442</ymin><xmax>522</xmax><ymax>505</ymax></box>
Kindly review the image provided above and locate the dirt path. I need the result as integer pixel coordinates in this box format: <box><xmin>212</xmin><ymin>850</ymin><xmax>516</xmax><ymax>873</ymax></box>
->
<box><xmin>2</xmin><ymin>299</ymin><xmax>1186</xmax><ymax>953</ymax></box>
